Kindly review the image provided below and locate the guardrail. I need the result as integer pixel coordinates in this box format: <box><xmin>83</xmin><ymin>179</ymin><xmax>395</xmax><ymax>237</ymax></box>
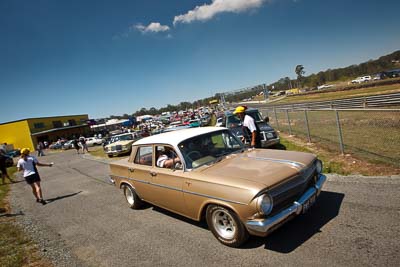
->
<box><xmin>264</xmin><ymin>92</ymin><xmax>400</xmax><ymax>111</ymax></box>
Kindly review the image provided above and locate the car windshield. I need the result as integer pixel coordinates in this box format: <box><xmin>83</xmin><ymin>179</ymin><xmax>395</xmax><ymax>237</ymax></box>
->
<box><xmin>246</xmin><ymin>110</ymin><xmax>263</xmax><ymax>122</ymax></box>
<box><xmin>178</xmin><ymin>130</ymin><xmax>244</xmax><ymax>169</ymax></box>
<box><xmin>226</xmin><ymin>114</ymin><xmax>241</xmax><ymax>125</ymax></box>
<box><xmin>111</xmin><ymin>134</ymin><xmax>133</xmax><ymax>142</ymax></box>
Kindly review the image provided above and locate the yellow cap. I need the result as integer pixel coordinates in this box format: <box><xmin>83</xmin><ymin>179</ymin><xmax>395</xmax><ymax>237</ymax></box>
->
<box><xmin>233</xmin><ymin>106</ymin><xmax>245</xmax><ymax>114</ymax></box>
<box><xmin>21</xmin><ymin>148</ymin><xmax>30</xmax><ymax>155</ymax></box>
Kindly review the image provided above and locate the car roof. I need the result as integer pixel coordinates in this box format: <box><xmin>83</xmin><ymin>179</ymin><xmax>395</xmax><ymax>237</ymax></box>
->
<box><xmin>133</xmin><ymin>127</ymin><xmax>226</xmax><ymax>147</ymax></box>
<box><xmin>225</xmin><ymin>107</ymin><xmax>258</xmax><ymax>115</ymax></box>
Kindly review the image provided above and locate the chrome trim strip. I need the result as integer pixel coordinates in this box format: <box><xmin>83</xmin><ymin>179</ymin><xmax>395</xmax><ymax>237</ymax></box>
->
<box><xmin>181</xmin><ymin>190</ymin><xmax>247</xmax><ymax>205</ymax></box>
<box><xmin>110</xmin><ymin>174</ymin><xmax>247</xmax><ymax>205</ymax></box>
<box><xmin>246</xmin><ymin>174</ymin><xmax>326</xmax><ymax>234</ymax></box>
<box><xmin>243</xmin><ymin>156</ymin><xmax>304</xmax><ymax>169</ymax></box>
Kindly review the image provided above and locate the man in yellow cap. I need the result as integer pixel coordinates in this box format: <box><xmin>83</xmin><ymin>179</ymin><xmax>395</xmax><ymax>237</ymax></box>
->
<box><xmin>233</xmin><ymin>106</ymin><xmax>261</xmax><ymax>148</ymax></box>
<box><xmin>17</xmin><ymin>148</ymin><xmax>54</xmax><ymax>204</ymax></box>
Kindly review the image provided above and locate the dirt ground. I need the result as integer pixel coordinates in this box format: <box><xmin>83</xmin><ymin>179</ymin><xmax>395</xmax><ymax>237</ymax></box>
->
<box><xmin>280</xmin><ymin>133</ymin><xmax>400</xmax><ymax>176</ymax></box>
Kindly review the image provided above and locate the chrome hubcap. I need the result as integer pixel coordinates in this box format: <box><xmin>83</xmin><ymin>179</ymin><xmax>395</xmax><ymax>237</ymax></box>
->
<box><xmin>212</xmin><ymin>209</ymin><xmax>236</xmax><ymax>239</ymax></box>
<box><xmin>125</xmin><ymin>187</ymin><xmax>134</xmax><ymax>205</ymax></box>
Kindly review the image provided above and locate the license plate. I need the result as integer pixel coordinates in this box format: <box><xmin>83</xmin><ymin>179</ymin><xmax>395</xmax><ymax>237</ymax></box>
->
<box><xmin>302</xmin><ymin>194</ymin><xmax>317</xmax><ymax>214</ymax></box>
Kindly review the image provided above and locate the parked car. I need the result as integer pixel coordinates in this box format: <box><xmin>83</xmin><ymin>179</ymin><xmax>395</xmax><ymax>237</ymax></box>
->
<box><xmin>351</xmin><ymin>75</ymin><xmax>371</xmax><ymax>83</ymax></box>
<box><xmin>85</xmin><ymin>137</ymin><xmax>105</xmax><ymax>147</ymax></box>
<box><xmin>317</xmin><ymin>84</ymin><xmax>335</xmax><ymax>90</ymax></box>
<box><xmin>221</xmin><ymin>108</ymin><xmax>280</xmax><ymax>148</ymax></box>
<box><xmin>104</xmin><ymin>133</ymin><xmax>137</xmax><ymax>157</ymax></box>
<box><xmin>3</xmin><ymin>154</ymin><xmax>14</xmax><ymax>167</ymax></box>
<box><xmin>109</xmin><ymin>127</ymin><xmax>326</xmax><ymax>247</ymax></box>
<box><xmin>215</xmin><ymin>117</ymin><xmax>224</xmax><ymax>127</ymax></box>
<box><xmin>62</xmin><ymin>140</ymin><xmax>75</xmax><ymax>150</ymax></box>
<box><xmin>6</xmin><ymin>149</ymin><xmax>20</xmax><ymax>157</ymax></box>
<box><xmin>49</xmin><ymin>141</ymin><xmax>64</xmax><ymax>149</ymax></box>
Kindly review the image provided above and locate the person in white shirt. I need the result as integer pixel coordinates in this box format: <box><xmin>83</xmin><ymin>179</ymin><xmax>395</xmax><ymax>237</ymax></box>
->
<box><xmin>233</xmin><ymin>106</ymin><xmax>261</xmax><ymax>148</ymax></box>
<box><xmin>156</xmin><ymin>147</ymin><xmax>181</xmax><ymax>168</ymax></box>
<box><xmin>17</xmin><ymin>148</ymin><xmax>53</xmax><ymax>205</ymax></box>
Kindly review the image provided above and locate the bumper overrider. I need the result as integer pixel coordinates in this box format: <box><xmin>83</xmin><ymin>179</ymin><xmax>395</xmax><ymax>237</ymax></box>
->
<box><xmin>246</xmin><ymin>174</ymin><xmax>327</xmax><ymax>236</ymax></box>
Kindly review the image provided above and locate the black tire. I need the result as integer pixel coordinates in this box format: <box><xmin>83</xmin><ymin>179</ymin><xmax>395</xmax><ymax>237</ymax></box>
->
<box><xmin>122</xmin><ymin>184</ymin><xmax>143</xmax><ymax>209</ymax></box>
<box><xmin>107</xmin><ymin>154</ymin><xmax>113</xmax><ymax>158</ymax></box>
<box><xmin>206</xmin><ymin>205</ymin><xmax>249</xmax><ymax>247</ymax></box>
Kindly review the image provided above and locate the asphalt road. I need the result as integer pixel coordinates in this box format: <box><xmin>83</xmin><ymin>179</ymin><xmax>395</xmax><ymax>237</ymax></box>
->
<box><xmin>9</xmin><ymin>149</ymin><xmax>400</xmax><ymax>267</ymax></box>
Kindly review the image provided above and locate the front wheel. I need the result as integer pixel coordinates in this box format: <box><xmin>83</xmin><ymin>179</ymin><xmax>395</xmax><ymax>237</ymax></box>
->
<box><xmin>206</xmin><ymin>205</ymin><xmax>249</xmax><ymax>247</ymax></box>
<box><xmin>122</xmin><ymin>184</ymin><xmax>143</xmax><ymax>209</ymax></box>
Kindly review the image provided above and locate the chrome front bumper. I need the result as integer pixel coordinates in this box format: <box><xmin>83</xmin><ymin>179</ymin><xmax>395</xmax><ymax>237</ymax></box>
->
<box><xmin>261</xmin><ymin>138</ymin><xmax>280</xmax><ymax>148</ymax></box>
<box><xmin>246</xmin><ymin>174</ymin><xmax>326</xmax><ymax>236</ymax></box>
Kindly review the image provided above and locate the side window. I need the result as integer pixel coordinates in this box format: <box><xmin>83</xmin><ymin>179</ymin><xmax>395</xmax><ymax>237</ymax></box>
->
<box><xmin>134</xmin><ymin>146</ymin><xmax>153</xmax><ymax>166</ymax></box>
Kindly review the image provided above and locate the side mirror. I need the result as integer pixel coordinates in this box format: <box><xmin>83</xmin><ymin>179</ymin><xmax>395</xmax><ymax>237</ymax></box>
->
<box><xmin>264</xmin><ymin>116</ymin><xmax>270</xmax><ymax>123</ymax></box>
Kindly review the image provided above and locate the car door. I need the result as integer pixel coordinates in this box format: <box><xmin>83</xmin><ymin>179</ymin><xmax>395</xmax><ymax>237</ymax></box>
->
<box><xmin>149</xmin><ymin>145</ymin><xmax>186</xmax><ymax>214</ymax></box>
<box><xmin>130</xmin><ymin>145</ymin><xmax>157</xmax><ymax>203</ymax></box>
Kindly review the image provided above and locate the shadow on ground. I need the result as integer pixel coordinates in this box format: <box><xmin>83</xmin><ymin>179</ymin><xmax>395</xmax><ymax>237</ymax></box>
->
<box><xmin>244</xmin><ymin>190</ymin><xmax>345</xmax><ymax>252</ymax></box>
<box><xmin>150</xmin><ymin>190</ymin><xmax>344</xmax><ymax>251</ymax></box>
<box><xmin>45</xmin><ymin>191</ymin><xmax>83</xmax><ymax>204</ymax></box>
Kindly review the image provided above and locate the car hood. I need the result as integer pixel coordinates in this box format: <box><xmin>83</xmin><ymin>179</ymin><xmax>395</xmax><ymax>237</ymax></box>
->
<box><xmin>106</xmin><ymin>140</ymin><xmax>133</xmax><ymax>147</ymax></box>
<box><xmin>198</xmin><ymin>149</ymin><xmax>316</xmax><ymax>189</ymax></box>
<box><xmin>257</xmin><ymin>122</ymin><xmax>274</xmax><ymax>132</ymax></box>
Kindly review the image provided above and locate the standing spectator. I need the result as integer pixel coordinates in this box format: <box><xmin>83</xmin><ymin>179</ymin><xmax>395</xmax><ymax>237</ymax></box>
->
<box><xmin>0</xmin><ymin>149</ymin><xmax>14</xmax><ymax>184</ymax></box>
<box><xmin>73</xmin><ymin>138</ymin><xmax>80</xmax><ymax>154</ymax></box>
<box><xmin>233</xmin><ymin>106</ymin><xmax>262</xmax><ymax>148</ymax></box>
<box><xmin>17</xmin><ymin>148</ymin><xmax>53</xmax><ymax>204</ymax></box>
<box><xmin>43</xmin><ymin>141</ymin><xmax>48</xmax><ymax>148</ymax></box>
<box><xmin>36</xmin><ymin>141</ymin><xmax>45</xmax><ymax>157</ymax></box>
<box><xmin>79</xmin><ymin>135</ymin><xmax>89</xmax><ymax>153</ymax></box>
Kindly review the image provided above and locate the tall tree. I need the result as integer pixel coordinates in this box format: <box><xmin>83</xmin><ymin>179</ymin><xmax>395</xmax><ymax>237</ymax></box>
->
<box><xmin>295</xmin><ymin>65</ymin><xmax>305</xmax><ymax>88</ymax></box>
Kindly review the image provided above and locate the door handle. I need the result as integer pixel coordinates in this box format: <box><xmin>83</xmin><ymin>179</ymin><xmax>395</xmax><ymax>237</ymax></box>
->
<box><xmin>128</xmin><ymin>167</ymin><xmax>135</xmax><ymax>172</ymax></box>
<box><xmin>150</xmin><ymin>171</ymin><xmax>157</xmax><ymax>177</ymax></box>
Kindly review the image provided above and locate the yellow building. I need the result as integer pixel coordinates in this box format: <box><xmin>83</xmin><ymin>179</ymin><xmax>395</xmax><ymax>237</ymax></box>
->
<box><xmin>0</xmin><ymin>114</ymin><xmax>90</xmax><ymax>151</ymax></box>
<box><xmin>285</xmin><ymin>88</ymin><xmax>300</xmax><ymax>95</ymax></box>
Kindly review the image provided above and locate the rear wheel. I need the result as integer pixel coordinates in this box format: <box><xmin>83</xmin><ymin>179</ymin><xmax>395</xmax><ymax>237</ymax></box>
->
<box><xmin>206</xmin><ymin>205</ymin><xmax>249</xmax><ymax>247</ymax></box>
<box><xmin>122</xmin><ymin>184</ymin><xmax>143</xmax><ymax>209</ymax></box>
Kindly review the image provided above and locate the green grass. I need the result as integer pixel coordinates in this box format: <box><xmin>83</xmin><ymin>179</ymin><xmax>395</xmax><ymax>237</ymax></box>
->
<box><xmin>88</xmin><ymin>146</ymin><xmax>108</xmax><ymax>158</ymax></box>
<box><xmin>270</xmin><ymin>109</ymin><xmax>400</xmax><ymax>167</ymax></box>
<box><xmin>0</xmin><ymin>166</ymin><xmax>43</xmax><ymax>267</ymax></box>
<box><xmin>279</xmin><ymin>136</ymin><xmax>349</xmax><ymax>175</ymax></box>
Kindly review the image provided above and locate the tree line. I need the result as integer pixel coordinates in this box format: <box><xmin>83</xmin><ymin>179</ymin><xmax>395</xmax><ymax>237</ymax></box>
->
<box><xmin>107</xmin><ymin>50</ymin><xmax>400</xmax><ymax>119</ymax></box>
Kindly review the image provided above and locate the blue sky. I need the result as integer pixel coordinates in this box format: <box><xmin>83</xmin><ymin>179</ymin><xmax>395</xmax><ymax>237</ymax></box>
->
<box><xmin>1</xmin><ymin>0</ymin><xmax>399</xmax><ymax>123</ymax></box>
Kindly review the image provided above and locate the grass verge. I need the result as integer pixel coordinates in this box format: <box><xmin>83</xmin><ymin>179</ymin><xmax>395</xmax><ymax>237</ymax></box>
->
<box><xmin>0</xmin><ymin>167</ymin><xmax>52</xmax><ymax>267</ymax></box>
<box><xmin>278</xmin><ymin>134</ymin><xmax>400</xmax><ymax>176</ymax></box>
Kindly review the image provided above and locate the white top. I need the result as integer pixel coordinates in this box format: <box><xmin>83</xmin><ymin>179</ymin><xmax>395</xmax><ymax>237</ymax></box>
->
<box><xmin>17</xmin><ymin>156</ymin><xmax>38</xmax><ymax>177</ymax></box>
<box><xmin>156</xmin><ymin>155</ymin><xmax>169</xmax><ymax>168</ymax></box>
<box><xmin>243</xmin><ymin>115</ymin><xmax>257</xmax><ymax>133</ymax></box>
<box><xmin>134</xmin><ymin>127</ymin><xmax>225</xmax><ymax>147</ymax></box>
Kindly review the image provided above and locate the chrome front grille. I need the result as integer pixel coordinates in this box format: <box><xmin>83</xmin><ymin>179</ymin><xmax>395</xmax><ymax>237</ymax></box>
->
<box><xmin>269</xmin><ymin>164</ymin><xmax>317</xmax><ymax>215</ymax></box>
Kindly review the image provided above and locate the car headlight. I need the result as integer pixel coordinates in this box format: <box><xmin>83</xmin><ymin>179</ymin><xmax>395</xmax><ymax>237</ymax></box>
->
<box><xmin>256</xmin><ymin>194</ymin><xmax>273</xmax><ymax>215</ymax></box>
<box><xmin>315</xmin><ymin>159</ymin><xmax>323</xmax><ymax>173</ymax></box>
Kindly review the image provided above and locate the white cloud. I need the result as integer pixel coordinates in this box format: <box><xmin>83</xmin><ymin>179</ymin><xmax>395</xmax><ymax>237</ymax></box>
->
<box><xmin>134</xmin><ymin>22</ymin><xmax>170</xmax><ymax>33</ymax></box>
<box><xmin>173</xmin><ymin>0</ymin><xmax>267</xmax><ymax>25</ymax></box>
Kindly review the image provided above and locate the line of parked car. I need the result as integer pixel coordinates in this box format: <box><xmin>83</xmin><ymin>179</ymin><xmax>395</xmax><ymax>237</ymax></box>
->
<box><xmin>61</xmin><ymin>136</ymin><xmax>106</xmax><ymax>150</ymax></box>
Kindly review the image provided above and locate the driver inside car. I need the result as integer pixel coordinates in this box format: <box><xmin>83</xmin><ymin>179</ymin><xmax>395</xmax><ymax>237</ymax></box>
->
<box><xmin>156</xmin><ymin>146</ymin><xmax>181</xmax><ymax>169</ymax></box>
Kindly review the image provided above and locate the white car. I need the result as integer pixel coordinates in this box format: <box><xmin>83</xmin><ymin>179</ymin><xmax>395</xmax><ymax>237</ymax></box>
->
<box><xmin>215</xmin><ymin>117</ymin><xmax>224</xmax><ymax>127</ymax></box>
<box><xmin>85</xmin><ymin>137</ymin><xmax>105</xmax><ymax>147</ymax></box>
<box><xmin>317</xmin><ymin>84</ymin><xmax>334</xmax><ymax>90</ymax></box>
<box><xmin>351</xmin><ymin>76</ymin><xmax>371</xmax><ymax>84</ymax></box>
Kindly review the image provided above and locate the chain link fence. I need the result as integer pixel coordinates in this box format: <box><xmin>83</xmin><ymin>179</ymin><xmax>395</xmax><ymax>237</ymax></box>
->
<box><xmin>259</xmin><ymin>108</ymin><xmax>400</xmax><ymax>167</ymax></box>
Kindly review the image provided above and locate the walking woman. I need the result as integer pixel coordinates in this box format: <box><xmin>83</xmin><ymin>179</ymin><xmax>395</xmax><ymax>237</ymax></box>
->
<box><xmin>17</xmin><ymin>148</ymin><xmax>53</xmax><ymax>205</ymax></box>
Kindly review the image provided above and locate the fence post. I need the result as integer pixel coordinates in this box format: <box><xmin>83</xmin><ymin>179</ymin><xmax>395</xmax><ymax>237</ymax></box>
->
<box><xmin>274</xmin><ymin>108</ymin><xmax>280</xmax><ymax>130</ymax></box>
<box><xmin>304</xmin><ymin>110</ymin><xmax>312</xmax><ymax>143</ymax></box>
<box><xmin>335</xmin><ymin>110</ymin><xmax>345</xmax><ymax>155</ymax></box>
<box><xmin>286</xmin><ymin>109</ymin><xmax>292</xmax><ymax>136</ymax></box>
